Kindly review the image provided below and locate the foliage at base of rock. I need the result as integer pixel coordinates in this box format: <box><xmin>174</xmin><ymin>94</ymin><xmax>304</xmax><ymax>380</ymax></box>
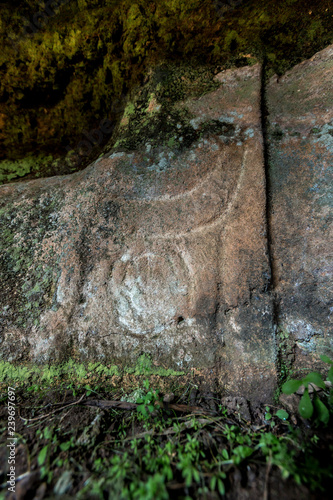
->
<box><xmin>0</xmin><ymin>0</ymin><xmax>332</xmax><ymax>182</ymax></box>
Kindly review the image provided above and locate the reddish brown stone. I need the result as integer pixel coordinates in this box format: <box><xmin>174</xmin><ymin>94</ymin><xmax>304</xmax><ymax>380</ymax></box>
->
<box><xmin>0</xmin><ymin>62</ymin><xmax>276</xmax><ymax>403</ymax></box>
<box><xmin>268</xmin><ymin>45</ymin><xmax>333</xmax><ymax>373</ymax></box>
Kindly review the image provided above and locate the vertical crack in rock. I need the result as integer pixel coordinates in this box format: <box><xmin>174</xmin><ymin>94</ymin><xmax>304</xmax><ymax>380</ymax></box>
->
<box><xmin>212</xmin><ymin>63</ymin><xmax>277</xmax><ymax>404</ymax></box>
<box><xmin>260</xmin><ymin>58</ymin><xmax>277</xmax><ymax>293</ymax></box>
<box><xmin>260</xmin><ymin>57</ymin><xmax>281</xmax><ymax>383</ymax></box>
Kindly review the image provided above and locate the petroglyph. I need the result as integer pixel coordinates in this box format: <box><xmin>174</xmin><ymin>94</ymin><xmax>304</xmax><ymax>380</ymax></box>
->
<box><xmin>109</xmin><ymin>249</ymin><xmax>192</xmax><ymax>334</ymax></box>
<box><xmin>147</xmin><ymin>148</ymin><xmax>248</xmax><ymax>240</ymax></box>
<box><xmin>99</xmin><ymin>145</ymin><xmax>248</xmax><ymax>337</ymax></box>
<box><xmin>0</xmin><ymin>61</ymin><xmax>278</xmax><ymax>402</ymax></box>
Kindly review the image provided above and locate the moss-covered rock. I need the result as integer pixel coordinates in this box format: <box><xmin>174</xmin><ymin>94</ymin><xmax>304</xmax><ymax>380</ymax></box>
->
<box><xmin>0</xmin><ymin>187</ymin><xmax>64</xmax><ymax>360</ymax></box>
<box><xmin>111</xmin><ymin>62</ymin><xmax>234</xmax><ymax>155</ymax></box>
<box><xmin>0</xmin><ymin>0</ymin><xmax>332</xmax><ymax>183</ymax></box>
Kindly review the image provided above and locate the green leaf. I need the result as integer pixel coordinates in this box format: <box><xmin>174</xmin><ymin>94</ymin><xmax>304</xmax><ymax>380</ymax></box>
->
<box><xmin>38</xmin><ymin>445</ymin><xmax>48</xmax><ymax>466</ymax></box>
<box><xmin>217</xmin><ymin>478</ymin><xmax>225</xmax><ymax>496</ymax></box>
<box><xmin>239</xmin><ymin>446</ymin><xmax>253</xmax><ymax>458</ymax></box>
<box><xmin>327</xmin><ymin>366</ymin><xmax>333</xmax><ymax>384</ymax></box>
<box><xmin>281</xmin><ymin>379</ymin><xmax>303</xmax><ymax>394</ymax></box>
<box><xmin>265</xmin><ymin>412</ymin><xmax>272</xmax><ymax>420</ymax></box>
<box><xmin>298</xmin><ymin>389</ymin><xmax>313</xmax><ymax>419</ymax></box>
<box><xmin>275</xmin><ymin>409</ymin><xmax>289</xmax><ymax>420</ymax></box>
<box><xmin>85</xmin><ymin>384</ymin><xmax>92</xmax><ymax>396</ymax></box>
<box><xmin>303</xmin><ymin>372</ymin><xmax>326</xmax><ymax>390</ymax></box>
<box><xmin>193</xmin><ymin>469</ymin><xmax>200</xmax><ymax>483</ymax></box>
<box><xmin>40</xmin><ymin>466</ymin><xmax>47</xmax><ymax>479</ymax></box>
<box><xmin>320</xmin><ymin>355</ymin><xmax>333</xmax><ymax>365</ymax></box>
<box><xmin>43</xmin><ymin>427</ymin><xmax>52</xmax><ymax>440</ymax></box>
<box><xmin>60</xmin><ymin>441</ymin><xmax>71</xmax><ymax>451</ymax></box>
<box><xmin>232</xmin><ymin>445</ymin><xmax>253</xmax><ymax>464</ymax></box>
<box><xmin>313</xmin><ymin>396</ymin><xmax>329</xmax><ymax>425</ymax></box>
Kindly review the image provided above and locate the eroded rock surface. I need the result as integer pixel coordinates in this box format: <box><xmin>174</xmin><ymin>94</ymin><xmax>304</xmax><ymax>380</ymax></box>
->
<box><xmin>268</xmin><ymin>45</ymin><xmax>333</xmax><ymax>372</ymax></box>
<box><xmin>0</xmin><ymin>63</ymin><xmax>276</xmax><ymax>402</ymax></box>
<box><xmin>1</xmin><ymin>47</ymin><xmax>332</xmax><ymax>403</ymax></box>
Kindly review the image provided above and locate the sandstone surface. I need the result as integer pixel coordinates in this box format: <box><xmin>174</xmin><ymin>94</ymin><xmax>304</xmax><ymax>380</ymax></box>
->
<box><xmin>1</xmin><ymin>46</ymin><xmax>332</xmax><ymax>403</ymax></box>
<box><xmin>0</xmin><ymin>62</ymin><xmax>276</xmax><ymax>402</ymax></box>
<box><xmin>267</xmin><ymin>45</ymin><xmax>333</xmax><ymax>372</ymax></box>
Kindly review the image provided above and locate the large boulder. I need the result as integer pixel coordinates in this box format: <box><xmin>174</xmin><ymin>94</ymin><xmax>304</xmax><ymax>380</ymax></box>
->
<box><xmin>3</xmin><ymin>44</ymin><xmax>332</xmax><ymax>402</ymax></box>
<box><xmin>267</xmin><ymin>45</ymin><xmax>333</xmax><ymax>372</ymax></box>
<box><xmin>0</xmin><ymin>62</ymin><xmax>276</xmax><ymax>403</ymax></box>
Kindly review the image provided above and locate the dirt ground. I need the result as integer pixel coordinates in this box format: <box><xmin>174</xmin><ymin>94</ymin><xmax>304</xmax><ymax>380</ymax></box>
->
<box><xmin>1</xmin><ymin>381</ymin><xmax>332</xmax><ymax>500</ymax></box>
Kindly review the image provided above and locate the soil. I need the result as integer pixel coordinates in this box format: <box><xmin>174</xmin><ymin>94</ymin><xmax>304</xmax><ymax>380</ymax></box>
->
<box><xmin>0</xmin><ymin>385</ymin><xmax>332</xmax><ymax>500</ymax></box>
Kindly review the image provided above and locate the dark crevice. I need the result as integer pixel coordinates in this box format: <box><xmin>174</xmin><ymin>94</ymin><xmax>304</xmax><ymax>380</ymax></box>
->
<box><xmin>260</xmin><ymin>57</ymin><xmax>281</xmax><ymax>374</ymax></box>
<box><xmin>260</xmin><ymin>57</ymin><xmax>275</xmax><ymax>292</ymax></box>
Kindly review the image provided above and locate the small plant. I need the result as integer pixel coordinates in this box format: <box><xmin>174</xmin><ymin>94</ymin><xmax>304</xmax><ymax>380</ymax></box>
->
<box><xmin>210</xmin><ymin>470</ymin><xmax>227</xmax><ymax>496</ymax></box>
<box><xmin>177</xmin><ymin>435</ymin><xmax>204</xmax><ymax>487</ymax></box>
<box><xmin>136</xmin><ymin>380</ymin><xmax>161</xmax><ymax>419</ymax></box>
<box><xmin>281</xmin><ymin>355</ymin><xmax>333</xmax><ymax>424</ymax></box>
<box><xmin>257</xmin><ymin>431</ymin><xmax>298</xmax><ymax>480</ymax></box>
<box><xmin>265</xmin><ymin>406</ymin><xmax>289</xmax><ymax>423</ymax></box>
<box><xmin>2</xmin><ymin>354</ymin><xmax>333</xmax><ymax>499</ymax></box>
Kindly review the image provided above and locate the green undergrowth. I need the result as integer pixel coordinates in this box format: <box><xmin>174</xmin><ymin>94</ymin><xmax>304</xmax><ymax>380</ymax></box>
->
<box><xmin>0</xmin><ymin>380</ymin><xmax>332</xmax><ymax>498</ymax></box>
<box><xmin>0</xmin><ymin>359</ymin><xmax>333</xmax><ymax>499</ymax></box>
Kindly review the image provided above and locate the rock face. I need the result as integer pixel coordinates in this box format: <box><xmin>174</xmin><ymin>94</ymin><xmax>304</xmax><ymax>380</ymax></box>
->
<box><xmin>0</xmin><ymin>46</ymin><xmax>332</xmax><ymax>403</ymax></box>
<box><xmin>267</xmin><ymin>46</ymin><xmax>333</xmax><ymax>372</ymax></box>
<box><xmin>0</xmin><ymin>62</ymin><xmax>276</xmax><ymax>402</ymax></box>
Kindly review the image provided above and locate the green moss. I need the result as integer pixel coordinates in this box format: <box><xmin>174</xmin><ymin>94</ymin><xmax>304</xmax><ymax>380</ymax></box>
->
<box><xmin>126</xmin><ymin>354</ymin><xmax>185</xmax><ymax>377</ymax></box>
<box><xmin>0</xmin><ymin>152</ymin><xmax>85</xmax><ymax>185</ymax></box>
<box><xmin>0</xmin><ymin>359</ymin><xmax>120</xmax><ymax>389</ymax></box>
<box><xmin>0</xmin><ymin>195</ymin><xmax>63</xmax><ymax>329</ymax></box>
<box><xmin>0</xmin><ymin>0</ymin><xmax>331</xmax><ymax>183</ymax></box>
<box><xmin>110</xmin><ymin>61</ymin><xmax>237</xmax><ymax>156</ymax></box>
<box><xmin>0</xmin><ymin>356</ymin><xmax>183</xmax><ymax>390</ymax></box>
<box><xmin>0</xmin><ymin>157</ymin><xmax>32</xmax><ymax>183</ymax></box>
<box><xmin>123</xmin><ymin>102</ymin><xmax>135</xmax><ymax>118</ymax></box>
<box><xmin>167</xmin><ymin>136</ymin><xmax>176</xmax><ymax>148</ymax></box>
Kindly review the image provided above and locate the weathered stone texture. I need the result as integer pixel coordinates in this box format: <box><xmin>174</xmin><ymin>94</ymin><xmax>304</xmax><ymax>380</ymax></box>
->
<box><xmin>0</xmin><ymin>63</ymin><xmax>276</xmax><ymax>402</ymax></box>
<box><xmin>268</xmin><ymin>45</ymin><xmax>333</xmax><ymax>371</ymax></box>
<box><xmin>3</xmin><ymin>45</ymin><xmax>332</xmax><ymax>401</ymax></box>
